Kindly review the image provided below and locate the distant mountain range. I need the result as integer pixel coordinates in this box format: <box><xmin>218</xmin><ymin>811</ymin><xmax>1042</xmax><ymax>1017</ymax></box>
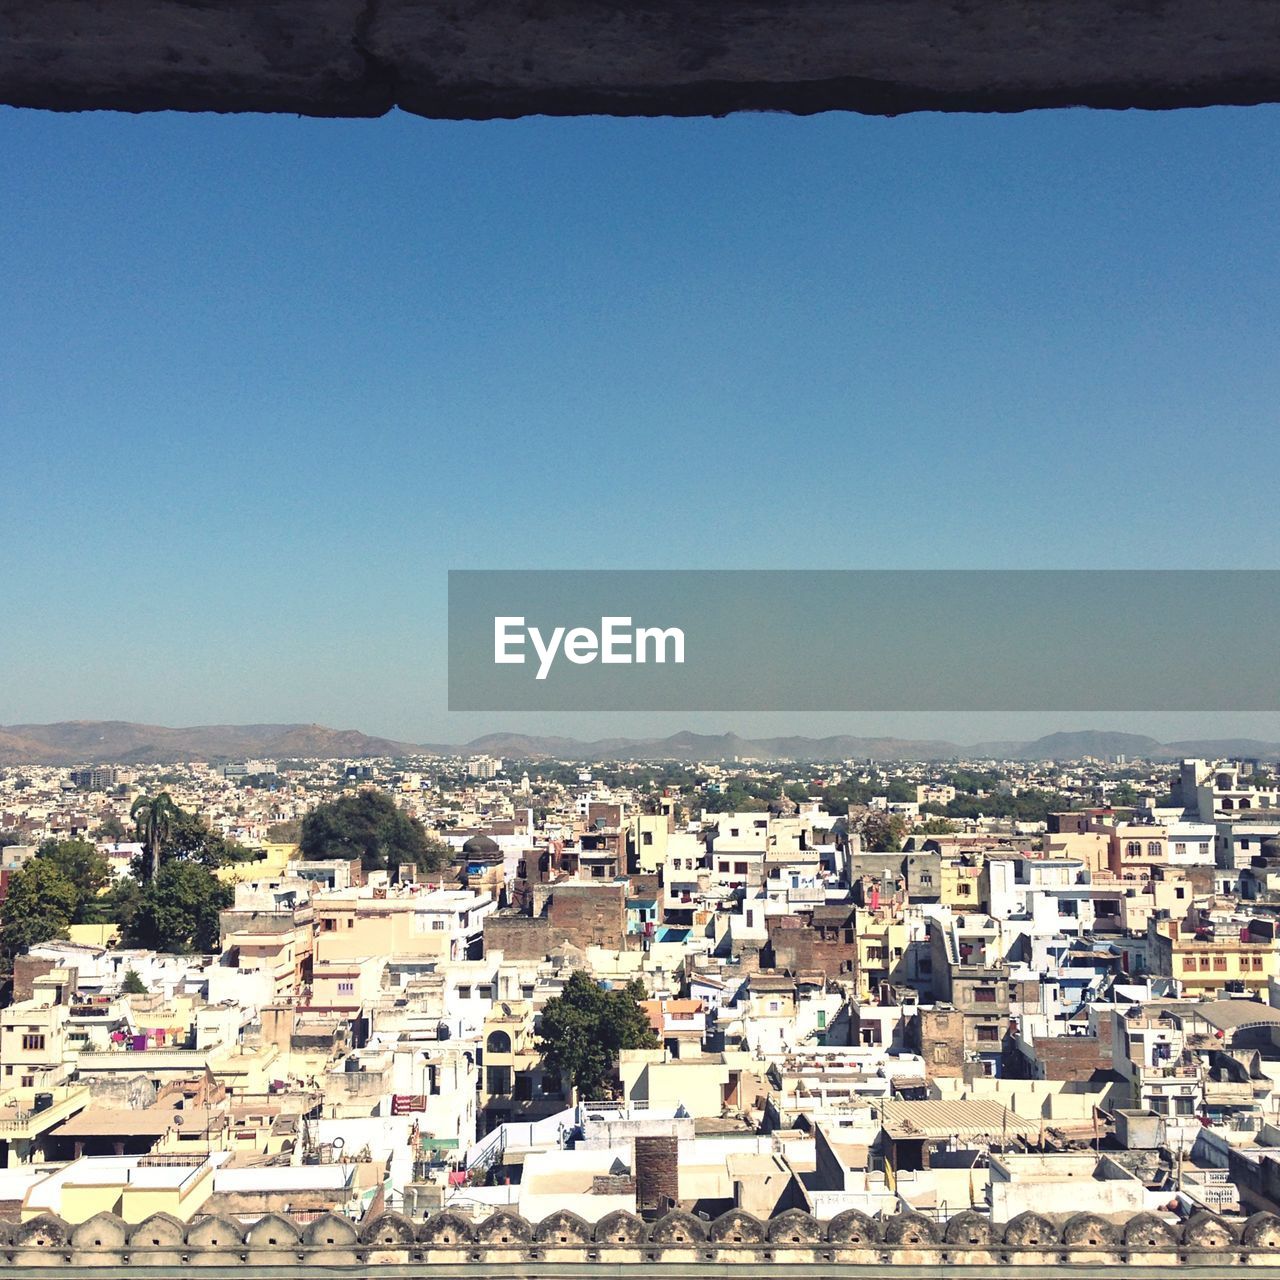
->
<box><xmin>1</xmin><ymin>721</ymin><xmax>1279</xmax><ymax>766</ymax></box>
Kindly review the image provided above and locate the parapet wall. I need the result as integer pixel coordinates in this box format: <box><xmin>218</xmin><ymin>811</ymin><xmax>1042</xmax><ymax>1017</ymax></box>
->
<box><xmin>9</xmin><ymin>0</ymin><xmax>1280</xmax><ymax>119</ymax></box>
<box><xmin>5</xmin><ymin>1205</ymin><xmax>1280</xmax><ymax>1272</ymax></box>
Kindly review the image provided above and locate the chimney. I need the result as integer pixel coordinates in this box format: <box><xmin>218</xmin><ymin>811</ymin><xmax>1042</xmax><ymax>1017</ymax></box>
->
<box><xmin>634</xmin><ymin>1135</ymin><xmax>679</xmax><ymax>1217</ymax></box>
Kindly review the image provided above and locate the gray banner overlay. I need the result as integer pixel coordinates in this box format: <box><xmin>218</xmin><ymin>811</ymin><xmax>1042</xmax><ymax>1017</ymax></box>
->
<box><xmin>448</xmin><ymin>570</ymin><xmax>1280</xmax><ymax>711</ymax></box>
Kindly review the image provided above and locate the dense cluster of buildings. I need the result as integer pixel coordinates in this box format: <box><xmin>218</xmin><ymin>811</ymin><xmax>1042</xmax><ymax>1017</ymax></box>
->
<box><xmin>5</xmin><ymin>751</ymin><xmax>1280</xmax><ymax>1259</ymax></box>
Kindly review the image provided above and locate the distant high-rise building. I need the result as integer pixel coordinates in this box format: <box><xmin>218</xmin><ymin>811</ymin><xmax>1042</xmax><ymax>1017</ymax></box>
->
<box><xmin>69</xmin><ymin>766</ymin><xmax>118</xmax><ymax>791</ymax></box>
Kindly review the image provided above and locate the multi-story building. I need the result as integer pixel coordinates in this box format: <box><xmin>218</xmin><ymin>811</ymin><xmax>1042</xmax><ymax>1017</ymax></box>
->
<box><xmin>919</xmin><ymin>913</ymin><xmax>1011</xmax><ymax>1079</ymax></box>
<box><xmin>1149</xmin><ymin>912</ymin><xmax>1279</xmax><ymax>997</ymax></box>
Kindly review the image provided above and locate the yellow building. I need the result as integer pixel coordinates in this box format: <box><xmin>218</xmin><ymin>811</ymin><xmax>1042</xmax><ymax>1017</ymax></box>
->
<box><xmin>1041</xmin><ymin>829</ymin><xmax>1112</xmax><ymax>876</ymax></box>
<box><xmin>1151</xmin><ymin>916</ymin><xmax>1280</xmax><ymax>997</ymax></box>
<box><xmin>68</xmin><ymin>923</ymin><xmax>120</xmax><ymax>948</ymax></box>
<box><xmin>22</xmin><ymin>1153</ymin><xmax>217</xmax><ymax>1223</ymax></box>
<box><xmin>629</xmin><ymin>814</ymin><xmax>669</xmax><ymax>874</ymax></box>
<box><xmin>217</xmin><ymin>842</ymin><xmax>296</xmax><ymax>885</ymax></box>
<box><xmin>619</xmin><ymin>1047</ymin><xmax>763</xmax><ymax>1117</ymax></box>
<box><xmin>854</xmin><ymin>913</ymin><xmax>911</xmax><ymax>1001</ymax></box>
<box><xmin>939</xmin><ymin>858</ymin><xmax>985</xmax><ymax>909</ymax></box>
<box><xmin>313</xmin><ymin>886</ymin><xmax>490</xmax><ymax>965</ymax></box>
<box><xmin>479</xmin><ymin>1001</ymin><xmax>564</xmax><ymax>1130</ymax></box>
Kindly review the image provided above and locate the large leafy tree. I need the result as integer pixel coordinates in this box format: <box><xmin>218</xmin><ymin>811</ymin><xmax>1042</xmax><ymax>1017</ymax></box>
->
<box><xmin>131</xmin><ymin>792</ymin><xmax>179</xmax><ymax>881</ymax></box>
<box><xmin>537</xmin><ymin>971</ymin><xmax>659</xmax><ymax>1101</ymax></box>
<box><xmin>298</xmin><ymin>790</ymin><xmax>450</xmax><ymax>874</ymax></box>
<box><xmin>854</xmin><ymin>810</ymin><xmax>908</xmax><ymax>853</ymax></box>
<box><xmin>127</xmin><ymin>803</ymin><xmax>250</xmax><ymax>881</ymax></box>
<box><xmin>93</xmin><ymin>814</ymin><xmax>127</xmax><ymax>841</ymax></box>
<box><xmin>36</xmin><ymin>839</ymin><xmax>112</xmax><ymax>919</ymax></box>
<box><xmin>0</xmin><ymin>860</ymin><xmax>80</xmax><ymax>960</ymax></box>
<box><xmin>122</xmin><ymin>860</ymin><xmax>233</xmax><ymax>955</ymax></box>
<box><xmin>161</xmin><ymin>808</ymin><xmax>253</xmax><ymax>869</ymax></box>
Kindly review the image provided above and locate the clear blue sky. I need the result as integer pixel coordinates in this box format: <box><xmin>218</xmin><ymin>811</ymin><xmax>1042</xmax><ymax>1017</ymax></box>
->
<box><xmin>3</xmin><ymin>104</ymin><xmax>1280</xmax><ymax>745</ymax></box>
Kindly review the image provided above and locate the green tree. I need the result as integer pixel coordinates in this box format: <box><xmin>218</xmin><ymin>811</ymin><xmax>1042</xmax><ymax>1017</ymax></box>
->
<box><xmin>121</xmin><ymin>968</ymin><xmax>147</xmax><ymax>994</ymax></box>
<box><xmin>859</xmin><ymin>811</ymin><xmax>908</xmax><ymax>853</ymax></box>
<box><xmin>164</xmin><ymin>808</ymin><xmax>254</xmax><ymax>868</ymax></box>
<box><xmin>96</xmin><ymin>875</ymin><xmax>142</xmax><ymax>931</ymax></box>
<box><xmin>915</xmin><ymin>817</ymin><xmax>959</xmax><ymax>836</ymax></box>
<box><xmin>537</xmin><ymin>971</ymin><xmax>659</xmax><ymax>1100</ymax></box>
<box><xmin>298</xmin><ymin>790</ymin><xmax>450</xmax><ymax>874</ymax></box>
<box><xmin>0</xmin><ymin>860</ymin><xmax>79</xmax><ymax>960</ymax></box>
<box><xmin>1109</xmin><ymin>782</ymin><xmax>1140</xmax><ymax>808</ymax></box>
<box><xmin>37</xmin><ymin>839</ymin><xmax>112</xmax><ymax>921</ymax></box>
<box><xmin>92</xmin><ymin>814</ymin><xmax>127</xmax><ymax>841</ymax></box>
<box><xmin>127</xmin><ymin>805</ymin><xmax>250</xmax><ymax>880</ymax></box>
<box><xmin>122</xmin><ymin>861</ymin><xmax>232</xmax><ymax>954</ymax></box>
<box><xmin>131</xmin><ymin>792</ymin><xmax>179</xmax><ymax>881</ymax></box>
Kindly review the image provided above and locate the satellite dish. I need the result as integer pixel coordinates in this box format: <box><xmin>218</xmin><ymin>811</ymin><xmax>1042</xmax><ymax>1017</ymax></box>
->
<box><xmin>332</xmin><ymin>1136</ymin><xmax>345</xmax><ymax>1150</ymax></box>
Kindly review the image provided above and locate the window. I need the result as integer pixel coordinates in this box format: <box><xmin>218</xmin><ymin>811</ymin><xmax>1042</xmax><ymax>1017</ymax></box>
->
<box><xmin>642</xmin><ymin>832</ymin><xmax>653</xmax><ymax>846</ymax></box>
<box><xmin>976</xmin><ymin>1025</ymin><xmax>1000</xmax><ymax>1043</ymax></box>
<box><xmin>486</xmin><ymin>1066</ymin><xmax>511</xmax><ymax>1095</ymax></box>
<box><xmin>1175</xmin><ymin>843</ymin><xmax>1186</xmax><ymax>856</ymax></box>
<box><xmin>957</xmin><ymin>882</ymin><xmax>971</xmax><ymax>896</ymax></box>
<box><xmin>1199</xmin><ymin>957</ymin><xmax>1211</xmax><ymax>971</ymax></box>
<box><xmin>478</xmin><ymin>986</ymin><xmax>493</xmax><ymax>1000</ymax></box>
<box><xmin>1252</xmin><ymin>956</ymin><xmax>1264</xmax><ymax>971</ymax></box>
<box><xmin>974</xmin><ymin>987</ymin><xmax>997</xmax><ymax>1004</ymax></box>
<box><xmin>486</xmin><ymin>1030</ymin><xmax>511</xmax><ymax>1054</ymax></box>
<box><xmin>1183</xmin><ymin>958</ymin><xmax>1197</xmax><ymax>972</ymax></box>
<box><xmin>735</xmin><ymin>862</ymin><xmax>748</xmax><ymax>875</ymax></box>
<box><xmin>1214</xmin><ymin>956</ymin><xmax>1228</xmax><ymax>971</ymax></box>
<box><xmin>458</xmin><ymin>985</ymin><xmax>472</xmax><ymax>999</ymax></box>
<box><xmin>21</xmin><ymin>1034</ymin><xmax>44</xmax><ymax>1052</ymax></box>
<box><xmin>1148</xmin><ymin>841</ymin><xmax>1161</xmax><ymax>856</ymax></box>
<box><xmin>20</xmin><ymin>1075</ymin><xmax>33</xmax><ymax>1088</ymax></box>
<box><xmin>337</xmin><ymin>981</ymin><xmax>354</xmax><ymax>993</ymax></box>
<box><xmin>719</xmin><ymin>861</ymin><xmax>730</xmax><ymax>873</ymax></box>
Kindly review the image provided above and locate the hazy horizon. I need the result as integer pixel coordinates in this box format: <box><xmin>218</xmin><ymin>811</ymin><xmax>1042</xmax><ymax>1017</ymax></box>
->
<box><xmin>8</xmin><ymin>711</ymin><xmax>1280</xmax><ymax>748</ymax></box>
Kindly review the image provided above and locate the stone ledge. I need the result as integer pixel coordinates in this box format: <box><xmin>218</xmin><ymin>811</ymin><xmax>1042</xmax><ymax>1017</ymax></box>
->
<box><xmin>5</xmin><ymin>0</ymin><xmax>1280</xmax><ymax>118</ymax></box>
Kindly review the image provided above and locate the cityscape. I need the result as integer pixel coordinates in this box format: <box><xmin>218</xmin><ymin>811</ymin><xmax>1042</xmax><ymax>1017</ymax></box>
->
<box><xmin>7</xmin><ymin>4</ymin><xmax>1280</xmax><ymax>1274</ymax></box>
<box><xmin>2</xmin><ymin>726</ymin><xmax>1280</xmax><ymax>1264</ymax></box>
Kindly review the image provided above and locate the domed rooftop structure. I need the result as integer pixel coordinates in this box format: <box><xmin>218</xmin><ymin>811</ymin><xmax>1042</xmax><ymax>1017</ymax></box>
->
<box><xmin>462</xmin><ymin>834</ymin><xmax>500</xmax><ymax>855</ymax></box>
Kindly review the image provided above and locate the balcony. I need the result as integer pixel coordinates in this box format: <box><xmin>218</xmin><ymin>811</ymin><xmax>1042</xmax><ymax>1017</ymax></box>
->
<box><xmin>1139</xmin><ymin>1064</ymin><xmax>1199</xmax><ymax>1080</ymax></box>
<box><xmin>0</xmin><ymin>1085</ymin><xmax>91</xmax><ymax>1139</ymax></box>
